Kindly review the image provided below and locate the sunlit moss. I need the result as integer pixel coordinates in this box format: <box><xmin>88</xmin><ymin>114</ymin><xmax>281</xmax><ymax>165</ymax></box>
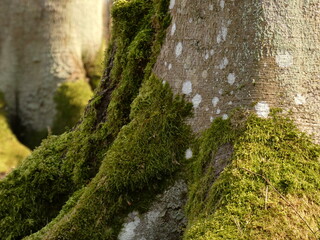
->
<box><xmin>184</xmin><ymin>111</ymin><xmax>320</xmax><ymax>240</ymax></box>
<box><xmin>53</xmin><ymin>80</ymin><xmax>93</xmax><ymax>135</ymax></box>
<box><xmin>26</xmin><ymin>75</ymin><xmax>192</xmax><ymax>239</ymax></box>
<box><xmin>0</xmin><ymin>92</ymin><xmax>30</xmax><ymax>175</ymax></box>
<box><xmin>85</xmin><ymin>43</ymin><xmax>106</xmax><ymax>90</ymax></box>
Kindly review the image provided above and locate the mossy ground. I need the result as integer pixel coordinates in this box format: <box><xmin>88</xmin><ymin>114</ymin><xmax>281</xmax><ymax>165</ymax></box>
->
<box><xmin>0</xmin><ymin>93</ymin><xmax>30</xmax><ymax>175</ymax></box>
<box><xmin>184</xmin><ymin>111</ymin><xmax>320</xmax><ymax>240</ymax></box>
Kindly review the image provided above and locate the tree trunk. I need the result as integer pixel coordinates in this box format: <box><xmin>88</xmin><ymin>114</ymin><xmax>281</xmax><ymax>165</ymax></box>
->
<box><xmin>0</xmin><ymin>0</ymin><xmax>319</xmax><ymax>239</ymax></box>
<box><xmin>0</xmin><ymin>0</ymin><xmax>104</xmax><ymax>143</ymax></box>
<box><xmin>154</xmin><ymin>0</ymin><xmax>320</xmax><ymax>143</ymax></box>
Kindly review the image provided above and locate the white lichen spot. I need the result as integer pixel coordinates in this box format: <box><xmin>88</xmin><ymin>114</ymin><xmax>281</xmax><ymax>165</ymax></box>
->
<box><xmin>204</xmin><ymin>53</ymin><xmax>209</xmax><ymax>60</ymax></box>
<box><xmin>228</xmin><ymin>101</ymin><xmax>233</xmax><ymax>105</ymax></box>
<box><xmin>168</xmin><ymin>63</ymin><xmax>172</xmax><ymax>70</ymax></box>
<box><xmin>118</xmin><ymin>212</ymin><xmax>141</xmax><ymax>240</ymax></box>
<box><xmin>210</xmin><ymin>116</ymin><xmax>214</xmax><ymax>122</ymax></box>
<box><xmin>162</xmin><ymin>80</ymin><xmax>166</xmax><ymax>85</ymax></box>
<box><xmin>255</xmin><ymin>101</ymin><xmax>270</xmax><ymax>118</ymax></box>
<box><xmin>189</xmin><ymin>18</ymin><xmax>193</xmax><ymax>23</ymax></box>
<box><xmin>209</xmin><ymin>4</ymin><xmax>213</xmax><ymax>10</ymax></box>
<box><xmin>219</xmin><ymin>89</ymin><xmax>223</xmax><ymax>95</ymax></box>
<box><xmin>146</xmin><ymin>210</ymin><xmax>160</xmax><ymax>226</ymax></box>
<box><xmin>202</xmin><ymin>70</ymin><xmax>208</xmax><ymax>79</ymax></box>
<box><xmin>185</xmin><ymin>148</ymin><xmax>193</xmax><ymax>159</ymax></box>
<box><xmin>222</xmin><ymin>114</ymin><xmax>229</xmax><ymax>120</ymax></box>
<box><xmin>205</xmin><ymin>107</ymin><xmax>209</xmax><ymax>111</ymax></box>
<box><xmin>217</xmin><ymin>34</ymin><xmax>222</xmax><ymax>44</ymax></box>
<box><xmin>230</xmin><ymin>91</ymin><xmax>234</xmax><ymax>95</ymax></box>
<box><xmin>220</xmin><ymin>0</ymin><xmax>225</xmax><ymax>9</ymax></box>
<box><xmin>219</xmin><ymin>57</ymin><xmax>229</xmax><ymax>69</ymax></box>
<box><xmin>182</xmin><ymin>81</ymin><xmax>192</xmax><ymax>95</ymax></box>
<box><xmin>170</xmin><ymin>23</ymin><xmax>176</xmax><ymax>36</ymax></box>
<box><xmin>169</xmin><ymin>0</ymin><xmax>175</xmax><ymax>9</ymax></box>
<box><xmin>210</xmin><ymin>49</ymin><xmax>214</xmax><ymax>55</ymax></box>
<box><xmin>164</xmin><ymin>61</ymin><xmax>167</xmax><ymax>66</ymax></box>
<box><xmin>216</xmin><ymin>108</ymin><xmax>221</xmax><ymax>114</ymax></box>
<box><xmin>212</xmin><ymin>97</ymin><xmax>219</xmax><ymax>107</ymax></box>
<box><xmin>221</xmin><ymin>26</ymin><xmax>228</xmax><ymax>41</ymax></box>
<box><xmin>227</xmin><ymin>73</ymin><xmax>236</xmax><ymax>85</ymax></box>
<box><xmin>175</xmin><ymin>42</ymin><xmax>183</xmax><ymax>57</ymax></box>
<box><xmin>294</xmin><ymin>94</ymin><xmax>306</xmax><ymax>105</ymax></box>
<box><xmin>275</xmin><ymin>51</ymin><xmax>293</xmax><ymax>68</ymax></box>
<box><xmin>192</xmin><ymin>94</ymin><xmax>202</xmax><ymax>108</ymax></box>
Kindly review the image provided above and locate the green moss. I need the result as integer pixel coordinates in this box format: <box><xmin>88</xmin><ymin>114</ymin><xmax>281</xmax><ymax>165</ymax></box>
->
<box><xmin>0</xmin><ymin>133</ymin><xmax>73</xmax><ymax>239</ymax></box>
<box><xmin>0</xmin><ymin>0</ymin><xmax>174</xmax><ymax>239</ymax></box>
<box><xmin>25</xmin><ymin>75</ymin><xmax>192</xmax><ymax>240</ymax></box>
<box><xmin>184</xmin><ymin>111</ymin><xmax>320</xmax><ymax>240</ymax></box>
<box><xmin>53</xmin><ymin>80</ymin><xmax>93</xmax><ymax>135</ymax></box>
<box><xmin>85</xmin><ymin>43</ymin><xmax>106</xmax><ymax>90</ymax></box>
<box><xmin>0</xmin><ymin>92</ymin><xmax>30</xmax><ymax>175</ymax></box>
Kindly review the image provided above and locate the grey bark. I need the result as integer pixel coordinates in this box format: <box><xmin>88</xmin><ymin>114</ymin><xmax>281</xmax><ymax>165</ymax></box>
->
<box><xmin>0</xmin><ymin>0</ymin><xmax>104</xmax><ymax>132</ymax></box>
<box><xmin>154</xmin><ymin>0</ymin><xmax>320</xmax><ymax>143</ymax></box>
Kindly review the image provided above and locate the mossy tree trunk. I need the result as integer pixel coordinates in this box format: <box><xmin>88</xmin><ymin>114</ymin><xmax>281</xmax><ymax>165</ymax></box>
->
<box><xmin>154</xmin><ymin>0</ymin><xmax>320</xmax><ymax>143</ymax></box>
<box><xmin>0</xmin><ymin>0</ymin><xmax>319</xmax><ymax>240</ymax></box>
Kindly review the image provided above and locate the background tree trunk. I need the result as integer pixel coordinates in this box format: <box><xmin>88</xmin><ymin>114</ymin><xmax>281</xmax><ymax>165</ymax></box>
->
<box><xmin>0</xmin><ymin>0</ymin><xmax>104</xmax><ymax>144</ymax></box>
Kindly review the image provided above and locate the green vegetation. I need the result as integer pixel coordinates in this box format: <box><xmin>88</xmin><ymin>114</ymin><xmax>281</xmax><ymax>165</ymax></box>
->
<box><xmin>0</xmin><ymin>0</ymin><xmax>176</xmax><ymax>239</ymax></box>
<box><xmin>184</xmin><ymin>111</ymin><xmax>320</xmax><ymax>240</ymax></box>
<box><xmin>85</xmin><ymin>44</ymin><xmax>106</xmax><ymax>90</ymax></box>
<box><xmin>53</xmin><ymin>80</ymin><xmax>93</xmax><ymax>135</ymax></box>
<box><xmin>0</xmin><ymin>92</ymin><xmax>30</xmax><ymax>175</ymax></box>
<box><xmin>25</xmin><ymin>75</ymin><xmax>192</xmax><ymax>239</ymax></box>
<box><xmin>1</xmin><ymin>0</ymin><xmax>319</xmax><ymax>239</ymax></box>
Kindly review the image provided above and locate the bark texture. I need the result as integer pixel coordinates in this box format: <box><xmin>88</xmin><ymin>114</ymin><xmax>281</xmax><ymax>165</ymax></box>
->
<box><xmin>0</xmin><ymin>0</ymin><xmax>104</xmax><ymax>134</ymax></box>
<box><xmin>154</xmin><ymin>0</ymin><xmax>320</xmax><ymax>142</ymax></box>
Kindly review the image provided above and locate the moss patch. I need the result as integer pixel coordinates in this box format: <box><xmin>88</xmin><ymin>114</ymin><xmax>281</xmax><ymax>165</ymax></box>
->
<box><xmin>184</xmin><ymin>111</ymin><xmax>320</xmax><ymax>240</ymax></box>
<box><xmin>0</xmin><ymin>92</ymin><xmax>30</xmax><ymax>175</ymax></box>
<box><xmin>25</xmin><ymin>75</ymin><xmax>192</xmax><ymax>239</ymax></box>
<box><xmin>53</xmin><ymin>80</ymin><xmax>93</xmax><ymax>135</ymax></box>
<box><xmin>84</xmin><ymin>43</ymin><xmax>106</xmax><ymax>90</ymax></box>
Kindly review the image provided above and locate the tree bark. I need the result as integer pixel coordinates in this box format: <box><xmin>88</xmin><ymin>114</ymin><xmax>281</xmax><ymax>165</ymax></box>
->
<box><xmin>0</xmin><ymin>0</ymin><xmax>104</xmax><ymax>134</ymax></box>
<box><xmin>0</xmin><ymin>1</ymin><xmax>319</xmax><ymax>239</ymax></box>
<box><xmin>154</xmin><ymin>0</ymin><xmax>320</xmax><ymax>143</ymax></box>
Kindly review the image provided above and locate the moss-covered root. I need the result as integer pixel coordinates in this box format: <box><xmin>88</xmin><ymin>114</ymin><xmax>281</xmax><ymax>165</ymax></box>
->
<box><xmin>184</xmin><ymin>112</ymin><xmax>320</xmax><ymax>240</ymax></box>
<box><xmin>53</xmin><ymin>80</ymin><xmax>93</xmax><ymax>135</ymax></box>
<box><xmin>25</xmin><ymin>75</ymin><xmax>192</xmax><ymax>240</ymax></box>
<box><xmin>0</xmin><ymin>133</ymin><xmax>74</xmax><ymax>240</ymax></box>
<box><xmin>0</xmin><ymin>93</ymin><xmax>30</xmax><ymax>175</ymax></box>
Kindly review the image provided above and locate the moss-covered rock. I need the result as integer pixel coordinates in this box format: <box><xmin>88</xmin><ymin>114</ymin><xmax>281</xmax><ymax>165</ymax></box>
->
<box><xmin>184</xmin><ymin>111</ymin><xmax>320</xmax><ymax>240</ymax></box>
<box><xmin>0</xmin><ymin>92</ymin><xmax>30</xmax><ymax>175</ymax></box>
